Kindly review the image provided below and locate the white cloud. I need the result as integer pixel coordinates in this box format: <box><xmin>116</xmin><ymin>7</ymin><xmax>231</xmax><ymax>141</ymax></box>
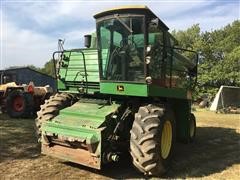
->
<box><xmin>3</xmin><ymin>1</ymin><xmax>212</xmax><ymax>28</ymax></box>
<box><xmin>166</xmin><ymin>2</ymin><xmax>239</xmax><ymax>31</ymax></box>
<box><xmin>61</xmin><ymin>28</ymin><xmax>95</xmax><ymax>48</ymax></box>
<box><xmin>1</xmin><ymin>18</ymin><xmax>95</xmax><ymax>69</ymax></box>
<box><xmin>1</xmin><ymin>19</ymin><xmax>57</xmax><ymax>69</ymax></box>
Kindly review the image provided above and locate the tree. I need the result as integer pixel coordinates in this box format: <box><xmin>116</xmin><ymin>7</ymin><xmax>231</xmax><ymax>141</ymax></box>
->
<box><xmin>40</xmin><ymin>60</ymin><xmax>55</xmax><ymax>77</ymax></box>
<box><xmin>172</xmin><ymin>20</ymin><xmax>240</xmax><ymax>100</ymax></box>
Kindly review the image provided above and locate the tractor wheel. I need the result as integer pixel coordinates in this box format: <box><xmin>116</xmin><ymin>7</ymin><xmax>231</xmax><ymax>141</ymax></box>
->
<box><xmin>189</xmin><ymin>113</ymin><xmax>196</xmax><ymax>142</ymax></box>
<box><xmin>130</xmin><ymin>104</ymin><xmax>175</xmax><ymax>176</ymax></box>
<box><xmin>35</xmin><ymin>93</ymin><xmax>77</xmax><ymax>142</ymax></box>
<box><xmin>6</xmin><ymin>90</ymin><xmax>34</xmax><ymax>118</ymax></box>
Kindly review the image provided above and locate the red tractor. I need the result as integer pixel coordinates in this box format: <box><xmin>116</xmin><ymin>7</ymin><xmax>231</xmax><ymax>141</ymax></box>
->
<box><xmin>0</xmin><ymin>81</ymin><xmax>53</xmax><ymax>118</ymax></box>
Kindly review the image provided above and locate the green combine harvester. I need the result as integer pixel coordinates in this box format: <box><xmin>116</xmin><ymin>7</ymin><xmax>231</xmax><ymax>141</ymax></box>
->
<box><xmin>36</xmin><ymin>6</ymin><xmax>198</xmax><ymax>176</ymax></box>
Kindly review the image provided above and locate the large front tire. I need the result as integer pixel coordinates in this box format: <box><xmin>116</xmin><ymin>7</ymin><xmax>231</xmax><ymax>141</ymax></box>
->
<box><xmin>130</xmin><ymin>104</ymin><xmax>175</xmax><ymax>176</ymax></box>
<box><xmin>35</xmin><ymin>93</ymin><xmax>77</xmax><ymax>142</ymax></box>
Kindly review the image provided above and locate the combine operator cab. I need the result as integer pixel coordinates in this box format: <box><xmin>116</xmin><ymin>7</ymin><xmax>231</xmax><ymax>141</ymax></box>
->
<box><xmin>94</xmin><ymin>6</ymin><xmax>198</xmax><ymax>97</ymax></box>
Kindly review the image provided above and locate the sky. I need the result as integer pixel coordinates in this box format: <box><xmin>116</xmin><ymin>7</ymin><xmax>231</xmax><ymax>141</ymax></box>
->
<box><xmin>0</xmin><ymin>0</ymin><xmax>239</xmax><ymax>69</ymax></box>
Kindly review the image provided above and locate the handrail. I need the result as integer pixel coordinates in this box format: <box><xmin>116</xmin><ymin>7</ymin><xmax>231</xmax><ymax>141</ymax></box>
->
<box><xmin>150</xmin><ymin>44</ymin><xmax>198</xmax><ymax>90</ymax></box>
<box><xmin>52</xmin><ymin>49</ymin><xmax>88</xmax><ymax>94</ymax></box>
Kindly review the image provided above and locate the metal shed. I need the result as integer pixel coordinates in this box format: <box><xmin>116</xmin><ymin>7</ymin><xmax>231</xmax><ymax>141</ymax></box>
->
<box><xmin>210</xmin><ymin>86</ymin><xmax>240</xmax><ymax>112</ymax></box>
<box><xmin>0</xmin><ymin>67</ymin><xmax>56</xmax><ymax>90</ymax></box>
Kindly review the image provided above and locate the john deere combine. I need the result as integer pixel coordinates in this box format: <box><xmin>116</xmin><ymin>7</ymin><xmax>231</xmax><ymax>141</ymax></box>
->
<box><xmin>36</xmin><ymin>6</ymin><xmax>198</xmax><ymax>176</ymax></box>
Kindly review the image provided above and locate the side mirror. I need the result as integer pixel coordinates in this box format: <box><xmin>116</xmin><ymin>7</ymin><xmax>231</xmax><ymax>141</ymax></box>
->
<box><xmin>84</xmin><ymin>34</ymin><xmax>92</xmax><ymax>48</ymax></box>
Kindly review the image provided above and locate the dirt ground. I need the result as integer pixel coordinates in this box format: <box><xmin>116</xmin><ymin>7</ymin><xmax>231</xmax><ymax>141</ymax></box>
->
<box><xmin>0</xmin><ymin>110</ymin><xmax>239</xmax><ymax>179</ymax></box>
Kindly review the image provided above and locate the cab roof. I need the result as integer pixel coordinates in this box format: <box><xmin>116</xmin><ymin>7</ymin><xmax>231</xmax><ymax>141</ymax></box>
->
<box><xmin>94</xmin><ymin>5</ymin><xmax>169</xmax><ymax>30</ymax></box>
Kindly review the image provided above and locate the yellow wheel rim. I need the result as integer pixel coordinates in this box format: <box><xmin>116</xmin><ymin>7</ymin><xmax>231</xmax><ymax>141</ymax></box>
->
<box><xmin>161</xmin><ymin>120</ymin><xmax>172</xmax><ymax>159</ymax></box>
<box><xmin>189</xmin><ymin>119</ymin><xmax>195</xmax><ymax>138</ymax></box>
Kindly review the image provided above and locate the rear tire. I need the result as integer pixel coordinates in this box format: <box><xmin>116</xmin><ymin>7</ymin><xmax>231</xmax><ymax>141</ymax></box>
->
<box><xmin>35</xmin><ymin>93</ymin><xmax>77</xmax><ymax>142</ymax></box>
<box><xmin>130</xmin><ymin>104</ymin><xmax>175</xmax><ymax>176</ymax></box>
<box><xmin>6</xmin><ymin>90</ymin><xmax>34</xmax><ymax>118</ymax></box>
<box><xmin>189</xmin><ymin>113</ymin><xmax>196</xmax><ymax>142</ymax></box>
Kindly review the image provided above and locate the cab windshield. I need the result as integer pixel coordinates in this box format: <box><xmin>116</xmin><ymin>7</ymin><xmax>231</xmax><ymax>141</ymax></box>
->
<box><xmin>97</xmin><ymin>16</ymin><xmax>145</xmax><ymax>82</ymax></box>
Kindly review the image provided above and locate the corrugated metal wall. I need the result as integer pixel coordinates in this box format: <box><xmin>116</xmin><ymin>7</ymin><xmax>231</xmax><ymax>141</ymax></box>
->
<box><xmin>0</xmin><ymin>68</ymin><xmax>56</xmax><ymax>90</ymax></box>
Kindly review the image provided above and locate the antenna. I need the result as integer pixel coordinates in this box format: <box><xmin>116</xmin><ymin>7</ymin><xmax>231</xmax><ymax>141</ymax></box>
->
<box><xmin>58</xmin><ymin>39</ymin><xmax>65</xmax><ymax>52</ymax></box>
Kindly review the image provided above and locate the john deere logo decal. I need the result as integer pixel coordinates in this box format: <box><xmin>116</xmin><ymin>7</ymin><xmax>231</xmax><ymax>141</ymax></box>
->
<box><xmin>117</xmin><ymin>85</ymin><xmax>124</xmax><ymax>91</ymax></box>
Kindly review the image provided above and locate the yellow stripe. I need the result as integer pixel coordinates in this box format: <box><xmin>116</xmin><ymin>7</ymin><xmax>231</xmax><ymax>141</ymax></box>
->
<box><xmin>106</xmin><ymin>5</ymin><xmax>149</xmax><ymax>11</ymax></box>
<box><xmin>95</xmin><ymin>5</ymin><xmax>150</xmax><ymax>17</ymax></box>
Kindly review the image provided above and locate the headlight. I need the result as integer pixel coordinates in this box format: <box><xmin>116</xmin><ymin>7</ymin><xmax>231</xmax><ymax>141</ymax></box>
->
<box><xmin>145</xmin><ymin>56</ymin><xmax>151</xmax><ymax>64</ymax></box>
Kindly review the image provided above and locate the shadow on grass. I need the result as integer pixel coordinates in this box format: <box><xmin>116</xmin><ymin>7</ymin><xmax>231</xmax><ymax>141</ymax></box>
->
<box><xmin>168</xmin><ymin>127</ymin><xmax>240</xmax><ymax>178</ymax></box>
<box><xmin>63</xmin><ymin>153</ymin><xmax>143</xmax><ymax>179</ymax></box>
<box><xmin>1</xmin><ymin>113</ymin><xmax>239</xmax><ymax>178</ymax></box>
<box><xmin>63</xmin><ymin>126</ymin><xmax>240</xmax><ymax>179</ymax></box>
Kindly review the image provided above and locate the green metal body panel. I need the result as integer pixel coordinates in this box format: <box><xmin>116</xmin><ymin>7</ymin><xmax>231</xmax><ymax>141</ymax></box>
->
<box><xmin>169</xmin><ymin>99</ymin><xmax>191</xmax><ymax>142</ymax></box>
<box><xmin>57</xmin><ymin>79</ymin><xmax>66</xmax><ymax>90</ymax></box>
<box><xmin>41</xmin><ymin>101</ymin><xmax>120</xmax><ymax>168</ymax></box>
<box><xmin>100</xmin><ymin>82</ymin><xmax>191</xmax><ymax>99</ymax></box>
<box><xmin>100</xmin><ymin>82</ymin><xmax>148</xmax><ymax>97</ymax></box>
<box><xmin>54</xmin><ymin>101</ymin><xmax>119</xmax><ymax>128</ymax></box>
<box><xmin>42</xmin><ymin>121</ymin><xmax>100</xmax><ymax>144</ymax></box>
<box><xmin>59</xmin><ymin>49</ymin><xmax>99</xmax><ymax>82</ymax></box>
<box><xmin>148</xmin><ymin>85</ymin><xmax>191</xmax><ymax>99</ymax></box>
<box><xmin>58</xmin><ymin>48</ymin><xmax>100</xmax><ymax>94</ymax></box>
<box><xmin>42</xmin><ymin>101</ymin><xmax>120</xmax><ymax>139</ymax></box>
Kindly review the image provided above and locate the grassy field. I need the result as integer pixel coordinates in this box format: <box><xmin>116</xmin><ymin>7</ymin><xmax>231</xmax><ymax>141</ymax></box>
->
<box><xmin>0</xmin><ymin>110</ymin><xmax>239</xmax><ymax>179</ymax></box>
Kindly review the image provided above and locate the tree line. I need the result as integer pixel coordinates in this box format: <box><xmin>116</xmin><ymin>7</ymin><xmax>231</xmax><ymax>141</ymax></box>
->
<box><xmin>172</xmin><ymin>20</ymin><xmax>239</xmax><ymax>99</ymax></box>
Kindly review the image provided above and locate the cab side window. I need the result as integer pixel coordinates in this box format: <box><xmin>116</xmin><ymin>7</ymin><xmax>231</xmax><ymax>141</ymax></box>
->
<box><xmin>148</xmin><ymin>24</ymin><xmax>165</xmax><ymax>81</ymax></box>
